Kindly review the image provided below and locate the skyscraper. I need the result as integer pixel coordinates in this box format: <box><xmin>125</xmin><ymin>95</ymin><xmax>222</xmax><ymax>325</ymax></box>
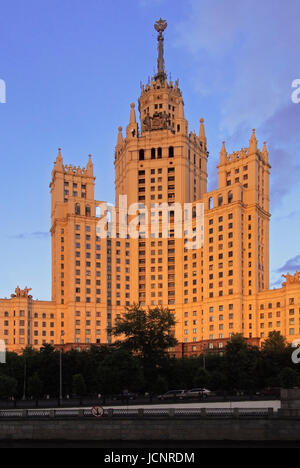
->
<box><xmin>1</xmin><ymin>20</ymin><xmax>299</xmax><ymax>355</ymax></box>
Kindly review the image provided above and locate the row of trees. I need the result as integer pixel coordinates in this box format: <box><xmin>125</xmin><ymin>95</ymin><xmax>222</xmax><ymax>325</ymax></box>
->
<box><xmin>0</xmin><ymin>305</ymin><xmax>299</xmax><ymax>399</ymax></box>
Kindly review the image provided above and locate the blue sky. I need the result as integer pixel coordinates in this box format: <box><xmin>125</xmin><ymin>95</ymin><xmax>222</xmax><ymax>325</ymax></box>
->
<box><xmin>0</xmin><ymin>0</ymin><xmax>299</xmax><ymax>299</ymax></box>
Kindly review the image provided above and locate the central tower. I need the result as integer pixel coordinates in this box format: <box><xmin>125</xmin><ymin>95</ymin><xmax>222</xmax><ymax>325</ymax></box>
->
<box><xmin>115</xmin><ymin>19</ymin><xmax>208</xmax><ymax>209</ymax></box>
<box><xmin>113</xmin><ymin>20</ymin><xmax>208</xmax><ymax>342</ymax></box>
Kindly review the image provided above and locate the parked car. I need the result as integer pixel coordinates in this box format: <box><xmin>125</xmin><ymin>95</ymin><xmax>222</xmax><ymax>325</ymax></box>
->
<box><xmin>111</xmin><ymin>392</ymin><xmax>138</xmax><ymax>401</ymax></box>
<box><xmin>157</xmin><ymin>390</ymin><xmax>186</xmax><ymax>400</ymax></box>
<box><xmin>184</xmin><ymin>388</ymin><xmax>211</xmax><ymax>399</ymax></box>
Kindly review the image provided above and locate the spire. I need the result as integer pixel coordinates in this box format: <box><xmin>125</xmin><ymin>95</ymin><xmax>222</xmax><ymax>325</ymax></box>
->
<box><xmin>249</xmin><ymin>128</ymin><xmax>257</xmax><ymax>154</ymax></box>
<box><xmin>129</xmin><ymin>102</ymin><xmax>136</xmax><ymax>124</ymax></box>
<box><xmin>117</xmin><ymin>126</ymin><xmax>123</xmax><ymax>146</ymax></box>
<box><xmin>126</xmin><ymin>103</ymin><xmax>138</xmax><ymax>138</ymax></box>
<box><xmin>56</xmin><ymin>147</ymin><xmax>62</xmax><ymax>163</ymax></box>
<box><xmin>54</xmin><ymin>147</ymin><xmax>63</xmax><ymax>172</ymax></box>
<box><xmin>220</xmin><ymin>141</ymin><xmax>227</xmax><ymax>164</ymax></box>
<box><xmin>154</xmin><ymin>18</ymin><xmax>167</xmax><ymax>81</ymax></box>
<box><xmin>199</xmin><ymin>118</ymin><xmax>206</xmax><ymax>143</ymax></box>
<box><xmin>262</xmin><ymin>141</ymin><xmax>269</xmax><ymax>161</ymax></box>
<box><xmin>86</xmin><ymin>154</ymin><xmax>93</xmax><ymax>176</ymax></box>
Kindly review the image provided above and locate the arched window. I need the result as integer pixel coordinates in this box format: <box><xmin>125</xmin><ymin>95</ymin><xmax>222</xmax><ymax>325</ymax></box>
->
<box><xmin>85</xmin><ymin>205</ymin><xmax>91</xmax><ymax>216</ymax></box>
<box><xmin>218</xmin><ymin>195</ymin><xmax>223</xmax><ymax>206</ymax></box>
<box><xmin>151</xmin><ymin>148</ymin><xmax>156</xmax><ymax>159</ymax></box>
<box><xmin>157</xmin><ymin>147</ymin><xmax>162</xmax><ymax>158</ymax></box>
<box><xmin>168</xmin><ymin>146</ymin><xmax>174</xmax><ymax>158</ymax></box>
<box><xmin>139</xmin><ymin>149</ymin><xmax>144</xmax><ymax>161</ymax></box>
<box><xmin>228</xmin><ymin>191</ymin><xmax>233</xmax><ymax>203</ymax></box>
<box><xmin>209</xmin><ymin>197</ymin><xmax>213</xmax><ymax>210</ymax></box>
<box><xmin>75</xmin><ymin>203</ymin><xmax>80</xmax><ymax>215</ymax></box>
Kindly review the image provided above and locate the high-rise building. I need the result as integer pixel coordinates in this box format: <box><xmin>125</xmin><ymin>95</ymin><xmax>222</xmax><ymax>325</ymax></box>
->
<box><xmin>1</xmin><ymin>19</ymin><xmax>300</xmax><ymax>355</ymax></box>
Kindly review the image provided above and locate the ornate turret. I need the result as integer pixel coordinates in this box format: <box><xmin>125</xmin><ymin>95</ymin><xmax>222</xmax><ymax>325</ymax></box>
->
<box><xmin>261</xmin><ymin>141</ymin><xmax>269</xmax><ymax>162</ymax></box>
<box><xmin>115</xmin><ymin>126</ymin><xmax>124</xmax><ymax>160</ymax></box>
<box><xmin>55</xmin><ymin>148</ymin><xmax>63</xmax><ymax>171</ymax></box>
<box><xmin>138</xmin><ymin>19</ymin><xmax>187</xmax><ymax>135</ymax></box>
<box><xmin>248</xmin><ymin>128</ymin><xmax>258</xmax><ymax>154</ymax></box>
<box><xmin>126</xmin><ymin>102</ymin><xmax>138</xmax><ymax>138</ymax></box>
<box><xmin>199</xmin><ymin>118</ymin><xmax>206</xmax><ymax>144</ymax></box>
<box><xmin>116</xmin><ymin>126</ymin><xmax>123</xmax><ymax>147</ymax></box>
<box><xmin>86</xmin><ymin>154</ymin><xmax>94</xmax><ymax>176</ymax></box>
<box><xmin>51</xmin><ymin>148</ymin><xmax>64</xmax><ymax>178</ymax></box>
<box><xmin>220</xmin><ymin>141</ymin><xmax>227</xmax><ymax>165</ymax></box>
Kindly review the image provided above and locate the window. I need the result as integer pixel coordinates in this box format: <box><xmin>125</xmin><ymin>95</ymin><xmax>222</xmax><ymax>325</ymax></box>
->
<box><xmin>168</xmin><ymin>146</ymin><xmax>174</xmax><ymax>158</ymax></box>
<box><xmin>139</xmin><ymin>149</ymin><xmax>144</xmax><ymax>161</ymax></box>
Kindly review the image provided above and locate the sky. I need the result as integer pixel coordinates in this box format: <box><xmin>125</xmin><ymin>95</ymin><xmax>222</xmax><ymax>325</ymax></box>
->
<box><xmin>0</xmin><ymin>0</ymin><xmax>299</xmax><ymax>299</ymax></box>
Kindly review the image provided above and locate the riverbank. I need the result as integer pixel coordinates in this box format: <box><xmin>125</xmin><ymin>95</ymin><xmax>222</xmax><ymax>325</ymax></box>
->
<box><xmin>0</xmin><ymin>409</ymin><xmax>299</xmax><ymax>443</ymax></box>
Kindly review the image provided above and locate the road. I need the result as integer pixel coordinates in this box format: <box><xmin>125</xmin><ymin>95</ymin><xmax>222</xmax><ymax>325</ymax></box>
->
<box><xmin>60</xmin><ymin>400</ymin><xmax>280</xmax><ymax>411</ymax></box>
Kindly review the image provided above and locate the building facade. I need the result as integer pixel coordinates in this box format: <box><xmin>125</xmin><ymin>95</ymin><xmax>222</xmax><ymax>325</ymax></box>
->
<box><xmin>1</xmin><ymin>19</ymin><xmax>300</xmax><ymax>354</ymax></box>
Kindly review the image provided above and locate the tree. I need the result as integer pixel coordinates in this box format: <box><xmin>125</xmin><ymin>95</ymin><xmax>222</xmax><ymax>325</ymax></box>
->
<box><xmin>260</xmin><ymin>332</ymin><xmax>292</xmax><ymax>388</ymax></box>
<box><xmin>36</xmin><ymin>344</ymin><xmax>60</xmax><ymax>397</ymax></box>
<box><xmin>72</xmin><ymin>374</ymin><xmax>87</xmax><ymax>396</ymax></box>
<box><xmin>151</xmin><ymin>375</ymin><xmax>168</xmax><ymax>395</ymax></box>
<box><xmin>39</xmin><ymin>343</ymin><xmax>55</xmax><ymax>354</ymax></box>
<box><xmin>279</xmin><ymin>367</ymin><xmax>300</xmax><ymax>388</ymax></box>
<box><xmin>262</xmin><ymin>331</ymin><xmax>287</xmax><ymax>354</ymax></box>
<box><xmin>113</xmin><ymin>304</ymin><xmax>177</xmax><ymax>365</ymax></box>
<box><xmin>224</xmin><ymin>334</ymin><xmax>259</xmax><ymax>393</ymax></box>
<box><xmin>208</xmin><ymin>370</ymin><xmax>227</xmax><ymax>392</ymax></box>
<box><xmin>97</xmin><ymin>348</ymin><xmax>144</xmax><ymax>395</ymax></box>
<box><xmin>27</xmin><ymin>372</ymin><xmax>42</xmax><ymax>399</ymax></box>
<box><xmin>193</xmin><ymin>367</ymin><xmax>209</xmax><ymax>388</ymax></box>
<box><xmin>0</xmin><ymin>374</ymin><xmax>17</xmax><ymax>399</ymax></box>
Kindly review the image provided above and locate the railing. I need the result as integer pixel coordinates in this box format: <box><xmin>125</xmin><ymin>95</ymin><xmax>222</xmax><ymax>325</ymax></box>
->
<box><xmin>0</xmin><ymin>407</ymin><xmax>275</xmax><ymax>419</ymax></box>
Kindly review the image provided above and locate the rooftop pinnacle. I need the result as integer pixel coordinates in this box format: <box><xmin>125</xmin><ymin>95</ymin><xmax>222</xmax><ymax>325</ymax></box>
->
<box><xmin>249</xmin><ymin>128</ymin><xmax>258</xmax><ymax>154</ymax></box>
<box><xmin>199</xmin><ymin>118</ymin><xmax>206</xmax><ymax>143</ymax></box>
<box><xmin>154</xmin><ymin>18</ymin><xmax>167</xmax><ymax>80</ymax></box>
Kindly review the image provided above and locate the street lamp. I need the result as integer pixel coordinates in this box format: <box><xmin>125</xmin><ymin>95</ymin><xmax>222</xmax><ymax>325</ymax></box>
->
<box><xmin>59</xmin><ymin>336</ymin><xmax>63</xmax><ymax>405</ymax></box>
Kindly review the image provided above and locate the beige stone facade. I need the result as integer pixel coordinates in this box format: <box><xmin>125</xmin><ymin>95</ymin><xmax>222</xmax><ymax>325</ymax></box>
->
<box><xmin>1</xmin><ymin>20</ymin><xmax>300</xmax><ymax>354</ymax></box>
